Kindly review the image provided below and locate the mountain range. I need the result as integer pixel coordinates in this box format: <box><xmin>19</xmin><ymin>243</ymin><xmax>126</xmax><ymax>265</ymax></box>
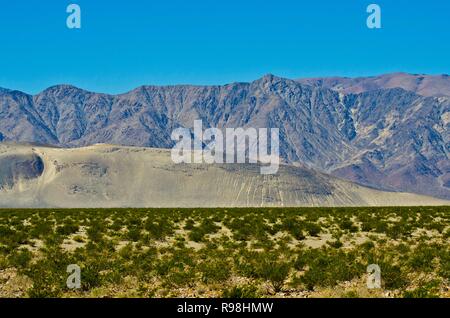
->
<box><xmin>0</xmin><ymin>73</ymin><xmax>449</xmax><ymax>200</ymax></box>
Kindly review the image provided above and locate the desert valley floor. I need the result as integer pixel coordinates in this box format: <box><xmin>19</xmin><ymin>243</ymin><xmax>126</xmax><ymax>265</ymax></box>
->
<box><xmin>0</xmin><ymin>207</ymin><xmax>449</xmax><ymax>298</ymax></box>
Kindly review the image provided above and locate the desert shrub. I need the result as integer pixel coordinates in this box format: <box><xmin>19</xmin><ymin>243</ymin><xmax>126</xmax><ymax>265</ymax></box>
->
<box><xmin>27</xmin><ymin>275</ymin><xmax>62</xmax><ymax>298</ymax></box>
<box><xmin>163</xmin><ymin>268</ymin><xmax>197</xmax><ymax>288</ymax></box>
<box><xmin>299</xmin><ymin>249</ymin><xmax>363</xmax><ymax>290</ymax></box>
<box><xmin>0</xmin><ymin>256</ymin><xmax>8</xmax><ymax>269</ymax></box>
<box><xmin>359</xmin><ymin>240</ymin><xmax>375</xmax><ymax>250</ymax></box>
<box><xmin>200</xmin><ymin>219</ymin><xmax>220</xmax><ymax>235</ymax></box>
<box><xmin>188</xmin><ymin>218</ymin><xmax>221</xmax><ymax>243</ymax></box>
<box><xmin>188</xmin><ymin>227</ymin><xmax>206</xmax><ymax>242</ymax></box>
<box><xmin>118</xmin><ymin>243</ymin><xmax>134</xmax><ymax>260</ymax></box>
<box><xmin>81</xmin><ymin>263</ymin><xmax>103</xmax><ymax>291</ymax></box>
<box><xmin>184</xmin><ymin>219</ymin><xmax>195</xmax><ymax>230</ymax></box>
<box><xmin>290</xmin><ymin>226</ymin><xmax>306</xmax><ymax>240</ymax></box>
<box><xmin>222</xmin><ymin>284</ymin><xmax>259</xmax><ymax>298</ymax></box>
<box><xmin>25</xmin><ymin>250</ymin><xmax>71</xmax><ymax>297</ymax></box>
<box><xmin>328</xmin><ymin>240</ymin><xmax>343</xmax><ymax>248</ymax></box>
<box><xmin>234</xmin><ymin>251</ymin><xmax>264</xmax><ymax>279</ymax></box>
<box><xmin>361</xmin><ymin>221</ymin><xmax>374</xmax><ymax>232</ymax></box>
<box><xmin>443</xmin><ymin>228</ymin><xmax>450</xmax><ymax>239</ymax></box>
<box><xmin>30</xmin><ymin>221</ymin><xmax>54</xmax><ymax>239</ymax></box>
<box><xmin>281</xmin><ymin>217</ymin><xmax>305</xmax><ymax>240</ymax></box>
<box><xmin>293</xmin><ymin>250</ymin><xmax>309</xmax><ymax>271</ymax></box>
<box><xmin>439</xmin><ymin>250</ymin><xmax>450</xmax><ymax>279</ymax></box>
<box><xmin>144</xmin><ymin>218</ymin><xmax>173</xmax><ymax>240</ymax></box>
<box><xmin>73</xmin><ymin>235</ymin><xmax>85</xmax><ymax>243</ymax></box>
<box><xmin>155</xmin><ymin>249</ymin><xmax>195</xmax><ymax>276</ymax></box>
<box><xmin>385</xmin><ymin>223</ymin><xmax>408</xmax><ymax>239</ymax></box>
<box><xmin>260</xmin><ymin>260</ymin><xmax>290</xmax><ymax>292</ymax></box>
<box><xmin>86</xmin><ymin>223</ymin><xmax>105</xmax><ymax>242</ymax></box>
<box><xmin>403</xmin><ymin>280</ymin><xmax>440</xmax><ymax>298</ymax></box>
<box><xmin>0</xmin><ymin>226</ymin><xmax>29</xmax><ymax>247</ymax></box>
<box><xmin>394</xmin><ymin>242</ymin><xmax>410</xmax><ymax>255</ymax></box>
<box><xmin>227</xmin><ymin>214</ymin><xmax>270</xmax><ymax>242</ymax></box>
<box><xmin>126</xmin><ymin>226</ymin><xmax>142</xmax><ymax>241</ymax></box>
<box><xmin>378</xmin><ymin>261</ymin><xmax>408</xmax><ymax>290</ymax></box>
<box><xmin>200</xmin><ymin>260</ymin><xmax>231</xmax><ymax>284</ymax></box>
<box><xmin>132</xmin><ymin>248</ymin><xmax>157</xmax><ymax>278</ymax></box>
<box><xmin>102</xmin><ymin>265</ymin><xmax>126</xmax><ymax>285</ymax></box>
<box><xmin>424</xmin><ymin>221</ymin><xmax>445</xmax><ymax>233</ymax></box>
<box><xmin>0</xmin><ymin>225</ymin><xmax>15</xmax><ymax>239</ymax></box>
<box><xmin>374</xmin><ymin>221</ymin><xmax>389</xmax><ymax>234</ymax></box>
<box><xmin>304</xmin><ymin>222</ymin><xmax>321</xmax><ymax>237</ymax></box>
<box><xmin>110</xmin><ymin>218</ymin><xmax>123</xmax><ymax>231</ymax></box>
<box><xmin>56</xmin><ymin>223</ymin><xmax>79</xmax><ymax>236</ymax></box>
<box><xmin>8</xmin><ymin>249</ymin><xmax>33</xmax><ymax>269</ymax></box>
<box><xmin>408</xmin><ymin>244</ymin><xmax>439</xmax><ymax>272</ymax></box>
<box><xmin>339</xmin><ymin>219</ymin><xmax>358</xmax><ymax>233</ymax></box>
<box><xmin>341</xmin><ymin>290</ymin><xmax>359</xmax><ymax>298</ymax></box>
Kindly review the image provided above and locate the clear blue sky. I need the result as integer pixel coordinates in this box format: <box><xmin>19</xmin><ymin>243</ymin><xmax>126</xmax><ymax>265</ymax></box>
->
<box><xmin>0</xmin><ymin>0</ymin><xmax>449</xmax><ymax>94</ymax></box>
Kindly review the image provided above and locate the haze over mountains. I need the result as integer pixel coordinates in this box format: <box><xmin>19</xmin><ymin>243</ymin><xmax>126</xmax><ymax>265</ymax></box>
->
<box><xmin>0</xmin><ymin>73</ymin><xmax>449</xmax><ymax>200</ymax></box>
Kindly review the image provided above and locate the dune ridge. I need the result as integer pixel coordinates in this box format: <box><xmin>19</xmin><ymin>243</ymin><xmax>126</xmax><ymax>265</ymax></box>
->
<box><xmin>0</xmin><ymin>143</ymin><xmax>448</xmax><ymax>208</ymax></box>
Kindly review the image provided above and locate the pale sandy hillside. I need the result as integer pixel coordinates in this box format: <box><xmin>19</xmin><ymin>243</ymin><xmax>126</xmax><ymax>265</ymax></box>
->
<box><xmin>0</xmin><ymin>143</ymin><xmax>448</xmax><ymax>208</ymax></box>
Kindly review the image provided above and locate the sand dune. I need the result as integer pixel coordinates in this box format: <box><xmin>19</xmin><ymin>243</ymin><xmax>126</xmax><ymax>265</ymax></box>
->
<box><xmin>0</xmin><ymin>143</ymin><xmax>448</xmax><ymax>208</ymax></box>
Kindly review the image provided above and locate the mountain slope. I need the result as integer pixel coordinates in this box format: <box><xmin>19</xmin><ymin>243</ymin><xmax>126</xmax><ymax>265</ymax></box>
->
<box><xmin>0</xmin><ymin>74</ymin><xmax>448</xmax><ymax>199</ymax></box>
<box><xmin>0</xmin><ymin>143</ymin><xmax>447</xmax><ymax>208</ymax></box>
<box><xmin>297</xmin><ymin>72</ymin><xmax>450</xmax><ymax>97</ymax></box>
